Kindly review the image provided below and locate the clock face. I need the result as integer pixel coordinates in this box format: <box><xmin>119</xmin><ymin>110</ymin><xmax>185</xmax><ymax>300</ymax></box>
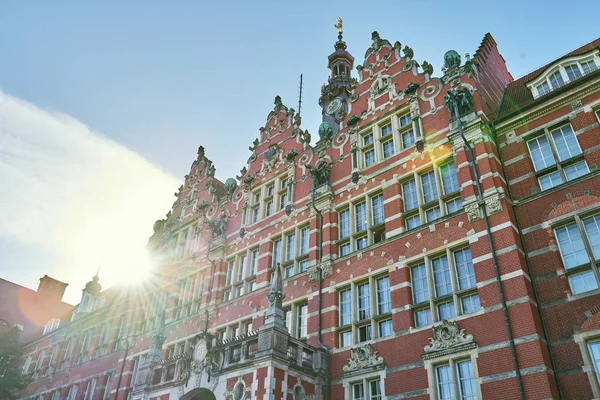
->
<box><xmin>325</xmin><ymin>97</ymin><xmax>343</xmax><ymax>115</ymax></box>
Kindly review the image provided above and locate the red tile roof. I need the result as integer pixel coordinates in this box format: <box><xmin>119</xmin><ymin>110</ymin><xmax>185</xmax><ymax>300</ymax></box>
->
<box><xmin>497</xmin><ymin>37</ymin><xmax>600</xmax><ymax>119</ymax></box>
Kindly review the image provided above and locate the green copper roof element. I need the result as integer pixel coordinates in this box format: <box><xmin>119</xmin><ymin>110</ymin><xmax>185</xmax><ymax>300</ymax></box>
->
<box><xmin>318</xmin><ymin>122</ymin><xmax>334</xmax><ymax>141</ymax></box>
<box><xmin>443</xmin><ymin>50</ymin><xmax>461</xmax><ymax>70</ymax></box>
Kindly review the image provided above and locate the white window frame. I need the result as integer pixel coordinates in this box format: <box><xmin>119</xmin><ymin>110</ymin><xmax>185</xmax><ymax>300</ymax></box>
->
<box><xmin>401</xmin><ymin>159</ymin><xmax>462</xmax><ymax>232</ymax></box>
<box><xmin>337</xmin><ymin>274</ymin><xmax>393</xmax><ymax>348</ymax></box>
<box><xmin>337</xmin><ymin>191</ymin><xmax>386</xmax><ymax>256</ymax></box>
<box><xmin>278</xmin><ymin>226</ymin><xmax>311</xmax><ymax>278</ymax></box>
<box><xmin>343</xmin><ymin>370</ymin><xmax>386</xmax><ymax>400</ymax></box>
<box><xmin>528</xmin><ymin>52</ymin><xmax>600</xmax><ymax>98</ymax></box>
<box><xmin>574</xmin><ymin>328</ymin><xmax>600</xmax><ymax>398</ymax></box>
<box><xmin>246</xmin><ymin>174</ymin><xmax>292</xmax><ymax>225</ymax></box>
<box><xmin>525</xmin><ymin>122</ymin><xmax>589</xmax><ymax>192</ymax></box>
<box><xmin>410</xmin><ymin>247</ymin><xmax>480</xmax><ymax>328</ymax></box>
<box><xmin>283</xmin><ymin>302</ymin><xmax>308</xmax><ymax>339</ymax></box>
<box><xmin>223</xmin><ymin>247</ymin><xmax>259</xmax><ymax>302</ymax></box>
<box><xmin>424</xmin><ymin>349</ymin><xmax>482</xmax><ymax>400</ymax></box>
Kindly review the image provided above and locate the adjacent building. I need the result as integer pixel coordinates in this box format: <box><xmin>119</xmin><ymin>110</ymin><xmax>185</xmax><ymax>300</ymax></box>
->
<box><xmin>15</xmin><ymin>27</ymin><xmax>600</xmax><ymax>400</ymax></box>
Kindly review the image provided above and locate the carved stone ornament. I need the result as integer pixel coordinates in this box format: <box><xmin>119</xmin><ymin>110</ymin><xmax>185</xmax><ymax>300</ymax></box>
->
<box><xmin>485</xmin><ymin>194</ymin><xmax>503</xmax><ymax>215</ymax></box>
<box><xmin>443</xmin><ymin>50</ymin><xmax>462</xmax><ymax>70</ymax></box>
<box><xmin>308</xmin><ymin>260</ymin><xmax>333</xmax><ymax>282</ymax></box>
<box><xmin>342</xmin><ymin>344</ymin><xmax>385</xmax><ymax>374</ymax></box>
<box><xmin>465</xmin><ymin>202</ymin><xmax>480</xmax><ymax>222</ymax></box>
<box><xmin>404</xmin><ymin>82</ymin><xmax>420</xmax><ymax>96</ymax></box>
<box><xmin>423</xmin><ymin>320</ymin><xmax>475</xmax><ymax>359</ymax></box>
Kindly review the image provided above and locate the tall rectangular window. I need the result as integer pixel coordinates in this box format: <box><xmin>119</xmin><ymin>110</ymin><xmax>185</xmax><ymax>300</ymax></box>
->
<box><xmin>249</xmin><ymin>249</ymin><xmax>259</xmax><ymax>276</ymax></box>
<box><xmin>421</xmin><ymin>170</ymin><xmax>439</xmax><ymax>203</ymax></box>
<box><xmin>356</xmin><ymin>202</ymin><xmax>367</xmax><ymax>232</ymax></box>
<box><xmin>286</xmin><ymin>234</ymin><xmax>295</xmax><ymax>262</ymax></box>
<box><xmin>588</xmin><ymin>341</ymin><xmax>600</xmax><ymax>386</ymax></box>
<box><xmin>437</xmin><ymin>365</ymin><xmax>454</xmax><ymax>400</ymax></box>
<box><xmin>432</xmin><ymin>256</ymin><xmax>452</xmax><ymax>296</ymax></box>
<box><xmin>412</xmin><ymin>263</ymin><xmax>429</xmax><ymax>303</ymax></box>
<box><xmin>454</xmin><ymin>249</ymin><xmax>476</xmax><ymax>290</ymax></box>
<box><xmin>440</xmin><ymin>161</ymin><xmax>459</xmax><ymax>194</ymax></box>
<box><xmin>339</xmin><ymin>209</ymin><xmax>351</xmax><ymax>238</ymax></box>
<box><xmin>272</xmin><ymin>239</ymin><xmax>282</xmax><ymax>267</ymax></box>
<box><xmin>300</xmin><ymin>227</ymin><xmax>310</xmax><ymax>255</ymax></box>
<box><xmin>340</xmin><ymin>289</ymin><xmax>352</xmax><ymax>325</ymax></box>
<box><xmin>297</xmin><ymin>304</ymin><xmax>308</xmax><ymax>338</ymax></box>
<box><xmin>372</xmin><ymin>194</ymin><xmax>384</xmax><ymax>225</ymax></box>
<box><xmin>403</xmin><ymin>179</ymin><xmax>418</xmax><ymax>211</ymax></box>
<box><xmin>358</xmin><ymin>283</ymin><xmax>371</xmax><ymax>320</ymax></box>
<box><xmin>376</xmin><ymin>276</ymin><xmax>391</xmax><ymax>314</ymax></box>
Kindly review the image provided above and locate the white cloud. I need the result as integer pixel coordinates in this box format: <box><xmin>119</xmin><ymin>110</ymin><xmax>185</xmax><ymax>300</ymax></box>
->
<box><xmin>0</xmin><ymin>92</ymin><xmax>180</xmax><ymax>303</ymax></box>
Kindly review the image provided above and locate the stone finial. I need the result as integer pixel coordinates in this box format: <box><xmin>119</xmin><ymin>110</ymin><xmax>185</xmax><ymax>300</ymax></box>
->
<box><xmin>264</xmin><ymin>262</ymin><xmax>286</xmax><ymax>328</ymax></box>
<box><xmin>443</xmin><ymin>50</ymin><xmax>462</xmax><ymax>70</ymax></box>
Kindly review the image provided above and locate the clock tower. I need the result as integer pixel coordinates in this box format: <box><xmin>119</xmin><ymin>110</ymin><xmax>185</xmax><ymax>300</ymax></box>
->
<box><xmin>318</xmin><ymin>18</ymin><xmax>355</xmax><ymax>138</ymax></box>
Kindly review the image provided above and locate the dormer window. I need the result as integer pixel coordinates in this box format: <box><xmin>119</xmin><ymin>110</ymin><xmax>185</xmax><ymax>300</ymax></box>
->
<box><xmin>530</xmin><ymin>53</ymin><xmax>599</xmax><ymax>98</ymax></box>
<box><xmin>43</xmin><ymin>317</ymin><xmax>60</xmax><ymax>334</ymax></box>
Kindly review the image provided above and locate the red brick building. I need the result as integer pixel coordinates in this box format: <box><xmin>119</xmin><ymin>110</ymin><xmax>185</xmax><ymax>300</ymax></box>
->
<box><xmin>15</xmin><ymin>27</ymin><xmax>600</xmax><ymax>400</ymax></box>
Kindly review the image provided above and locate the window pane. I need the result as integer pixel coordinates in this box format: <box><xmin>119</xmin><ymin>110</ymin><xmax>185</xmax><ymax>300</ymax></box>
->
<box><xmin>588</xmin><ymin>342</ymin><xmax>600</xmax><ymax>385</ymax></box>
<box><xmin>569</xmin><ymin>270</ymin><xmax>599</xmax><ymax>295</ymax></box>
<box><xmin>300</xmin><ymin>227</ymin><xmax>310</xmax><ymax>255</ymax></box>
<box><xmin>357</xmin><ymin>237</ymin><xmax>368</xmax><ymax>250</ymax></box>
<box><xmin>564</xmin><ymin>161</ymin><xmax>589</xmax><ymax>181</ymax></box>
<box><xmin>403</xmin><ymin>179</ymin><xmax>419</xmax><ymax>211</ymax></box>
<box><xmin>353</xmin><ymin>383</ymin><xmax>365</xmax><ymax>400</ymax></box>
<box><xmin>412</xmin><ymin>264</ymin><xmax>429</xmax><ymax>303</ymax></box>
<box><xmin>340</xmin><ymin>331</ymin><xmax>353</xmax><ymax>347</ymax></box>
<box><xmin>340</xmin><ymin>243</ymin><xmax>351</xmax><ymax>256</ymax></box>
<box><xmin>378</xmin><ymin>319</ymin><xmax>393</xmax><ymax>337</ymax></box>
<box><xmin>455</xmin><ymin>248</ymin><xmax>476</xmax><ymax>290</ymax></box>
<box><xmin>370</xmin><ymin>380</ymin><xmax>382</xmax><ymax>400</ymax></box>
<box><xmin>273</xmin><ymin>240</ymin><xmax>282</xmax><ymax>267</ymax></box>
<box><xmin>299</xmin><ymin>260</ymin><xmax>308</xmax><ymax>273</ymax></box>
<box><xmin>250</xmin><ymin>250</ymin><xmax>259</xmax><ymax>276</ymax></box>
<box><xmin>377</xmin><ymin>276</ymin><xmax>391</xmax><ymax>314</ymax></box>
<box><xmin>458</xmin><ymin>360</ymin><xmax>478</xmax><ymax>400</ymax></box>
<box><xmin>583</xmin><ymin>215</ymin><xmax>600</xmax><ymax>260</ymax></box>
<box><xmin>440</xmin><ymin>161</ymin><xmax>460</xmax><ymax>194</ymax></box>
<box><xmin>565</xmin><ymin>64</ymin><xmax>582</xmax><ymax>80</ymax></box>
<box><xmin>356</xmin><ymin>202</ymin><xmax>367</xmax><ymax>232</ymax></box>
<box><xmin>237</xmin><ymin>256</ymin><xmax>245</xmax><ymax>281</ymax></box>
<box><xmin>383</xmin><ymin>140</ymin><xmax>395</xmax><ymax>158</ymax></box>
<box><xmin>421</xmin><ymin>171</ymin><xmax>439</xmax><ymax>203</ymax></box>
<box><xmin>285</xmin><ymin>265</ymin><xmax>294</xmax><ymax>278</ymax></box>
<box><xmin>363</xmin><ymin>134</ymin><xmax>374</xmax><ymax>146</ymax></box>
<box><xmin>548</xmin><ymin>70</ymin><xmax>564</xmax><ymax>88</ymax></box>
<box><xmin>399</xmin><ymin>114</ymin><xmax>412</xmax><ymax>127</ymax></box>
<box><xmin>433</xmin><ymin>256</ymin><xmax>452</xmax><ymax>296</ymax></box>
<box><xmin>555</xmin><ymin>224</ymin><xmax>589</xmax><ymax>269</ymax></box>
<box><xmin>551</xmin><ymin>124</ymin><xmax>581</xmax><ymax>161</ymax></box>
<box><xmin>340</xmin><ymin>209</ymin><xmax>351</xmax><ymax>238</ymax></box>
<box><xmin>358</xmin><ymin>283</ymin><xmax>371</xmax><ymax>320</ymax></box>
<box><xmin>286</xmin><ymin>234</ymin><xmax>295</xmax><ymax>261</ymax></box>
<box><xmin>297</xmin><ymin>304</ymin><xmax>308</xmax><ymax>338</ymax></box>
<box><xmin>438</xmin><ymin>301</ymin><xmax>456</xmax><ymax>320</ymax></box>
<box><xmin>372</xmin><ymin>194</ymin><xmax>385</xmax><ymax>225</ymax></box>
<box><xmin>437</xmin><ymin>365</ymin><xmax>455</xmax><ymax>400</ymax></box>
<box><xmin>539</xmin><ymin>171</ymin><xmax>563</xmax><ymax>191</ymax></box>
<box><xmin>358</xmin><ymin>325</ymin><xmax>372</xmax><ymax>342</ymax></box>
<box><xmin>340</xmin><ymin>289</ymin><xmax>352</xmax><ymax>325</ymax></box>
<box><xmin>527</xmin><ymin>136</ymin><xmax>555</xmax><ymax>171</ymax></box>
<box><xmin>582</xmin><ymin>60</ymin><xmax>597</xmax><ymax>74</ymax></box>
<box><xmin>364</xmin><ymin>149</ymin><xmax>375</xmax><ymax>167</ymax></box>
<box><xmin>536</xmin><ymin>81</ymin><xmax>550</xmax><ymax>96</ymax></box>
<box><xmin>446</xmin><ymin>198</ymin><xmax>463</xmax><ymax>214</ymax></box>
<box><xmin>426</xmin><ymin>207</ymin><xmax>441</xmax><ymax>222</ymax></box>
<box><xmin>406</xmin><ymin>214</ymin><xmax>421</xmax><ymax>230</ymax></box>
<box><xmin>226</xmin><ymin>261</ymin><xmax>234</xmax><ymax>285</ymax></box>
<box><xmin>381</xmin><ymin>124</ymin><xmax>393</xmax><ymax>137</ymax></box>
<box><xmin>461</xmin><ymin>294</ymin><xmax>481</xmax><ymax>314</ymax></box>
<box><xmin>415</xmin><ymin>308</ymin><xmax>432</xmax><ymax>327</ymax></box>
<box><xmin>402</xmin><ymin>129</ymin><xmax>415</xmax><ymax>148</ymax></box>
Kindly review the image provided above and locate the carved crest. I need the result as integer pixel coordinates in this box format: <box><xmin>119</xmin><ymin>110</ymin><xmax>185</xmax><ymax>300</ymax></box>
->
<box><xmin>342</xmin><ymin>344</ymin><xmax>385</xmax><ymax>375</ymax></box>
<box><xmin>423</xmin><ymin>320</ymin><xmax>475</xmax><ymax>359</ymax></box>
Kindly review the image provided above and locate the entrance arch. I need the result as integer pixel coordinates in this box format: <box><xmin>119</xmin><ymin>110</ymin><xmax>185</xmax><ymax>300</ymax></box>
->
<box><xmin>179</xmin><ymin>388</ymin><xmax>217</xmax><ymax>400</ymax></box>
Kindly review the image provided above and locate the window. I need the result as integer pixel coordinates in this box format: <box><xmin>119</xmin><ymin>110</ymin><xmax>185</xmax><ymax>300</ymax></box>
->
<box><xmin>43</xmin><ymin>318</ymin><xmax>60</xmax><ymax>334</ymax></box>
<box><xmin>527</xmin><ymin>123</ymin><xmax>588</xmax><ymax>191</ymax></box>
<box><xmin>285</xmin><ymin>302</ymin><xmax>308</xmax><ymax>339</ymax></box>
<box><xmin>279</xmin><ymin>226</ymin><xmax>310</xmax><ymax>278</ymax></box>
<box><xmin>247</xmin><ymin>175</ymin><xmax>291</xmax><ymax>224</ymax></box>
<box><xmin>532</xmin><ymin>57</ymin><xmax>599</xmax><ymax>98</ymax></box>
<box><xmin>402</xmin><ymin>160</ymin><xmax>462</xmax><ymax>231</ymax></box>
<box><xmin>357</xmin><ymin>112</ymin><xmax>414</xmax><ymax>169</ymax></box>
<box><xmin>350</xmin><ymin>378</ymin><xmax>383</xmax><ymax>400</ymax></box>
<box><xmin>555</xmin><ymin>214</ymin><xmax>600</xmax><ymax>294</ymax></box>
<box><xmin>337</xmin><ymin>193</ymin><xmax>386</xmax><ymax>255</ymax></box>
<box><xmin>588</xmin><ymin>341</ymin><xmax>600</xmax><ymax>388</ymax></box>
<box><xmin>435</xmin><ymin>360</ymin><xmax>479</xmax><ymax>400</ymax></box>
<box><xmin>223</xmin><ymin>248</ymin><xmax>258</xmax><ymax>301</ymax></box>
<box><xmin>337</xmin><ymin>275</ymin><xmax>392</xmax><ymax>347</ymax></box>
<box><xmin>410</xmin><ymin>248</ymin><xmax>479</xmax><ymax>327</ymax></box>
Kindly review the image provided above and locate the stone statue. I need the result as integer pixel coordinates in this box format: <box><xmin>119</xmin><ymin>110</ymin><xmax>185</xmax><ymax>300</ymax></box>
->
<box><xmin>318</xmin><ymin>122</ymin><xmax>334</xmax><ymax>141</ymax></box>
<box><xmin>443</xmin><ymin>50</ymin><xmax>462</xmax><ymax>70</ymax></box>
<box><xmin>307</xmin><ymin>162</ymin><xmax>331</xmax><ymax>187</ymax></box>
<box><xmin>445</xmin><ymin>88</ymin><xmax>474</xmax><ymax>119</ymax></box>
<box><xmin>421</xmin><ymin>60</ymin><xmax>433</xmax><ymax>76</ymax></box>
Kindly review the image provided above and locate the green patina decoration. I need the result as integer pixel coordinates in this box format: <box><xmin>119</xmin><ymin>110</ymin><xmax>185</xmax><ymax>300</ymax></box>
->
<box><xmin>224</xmin><ymin>178</ymin><xmax>237</xmax><ymax>195</ymax></box>
<box><xmin>318</xmin><ymin>122</ymin><xmax>334</xmax><ymax>141</ymax></box>
<box><xmin>443</xmin><ymin>50</ymin><xmax>461</xmax><ymax>70</ymax></box>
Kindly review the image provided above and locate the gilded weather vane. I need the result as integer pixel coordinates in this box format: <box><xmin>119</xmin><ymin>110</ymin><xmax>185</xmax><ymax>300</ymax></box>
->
<box><xmin>334</xmin><ymin>17</ymin><xmax>343</xmax><ymax>35</ymax></box>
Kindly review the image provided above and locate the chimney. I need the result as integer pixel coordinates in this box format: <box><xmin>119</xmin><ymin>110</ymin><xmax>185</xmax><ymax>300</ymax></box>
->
<box><xmin>37</xmin><ymin>275</ymin><xmax>68</xmax><ymax>303</ymax></box>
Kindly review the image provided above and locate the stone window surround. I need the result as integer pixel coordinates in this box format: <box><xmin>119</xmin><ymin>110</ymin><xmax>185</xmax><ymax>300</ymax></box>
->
<box><xmin>423</xmin><ymin>348</ymin><xmax>482</xmax><ymax>400</ymax></box>
<box><xmin>574</xmin><ymin>327</ymin><xmax>600</xmax><ymax>398</ymax></box>
<box><xmin>272</xmin><ymin>225</ymin><xmax>311</xmax><ymax>279</ymax></box>
<box><xmin>342</xmin><ymin>369</ymin><xmax>386</xmax><ymax>400</ymax></box>
<box><xmin>247</xmin><ymin>173</ymin><xmax>291</xmax><ymax>225</ymax></box>
<box><xmin>336</xmin><ymin>190</ymin><xmax>386</xmax><ymax>256</ymax></box>
<box><xmin>552</xmin><ymin>212</ymin><xmax>600</xmax><ymax>295</ymax></box>
<box><xmin>173</xmin><ymin>270</ymin><xmax>204</xmax><ymax>319</ymax></box>
<box><xmin>224</xmin><ymin>246</ymin><xmax>259</xmax><ymax>302</ymax></box>
<box><xmin>409</xmin><ymin>246</ymin><xmax>480</xmax><ymax>328</ymax></box>
<box><xmin>336</xmin><ymin>273</ymin><xmax>393</xmax><ymax>349</ymax></box>
<box><xmin>524</xmin><ymin>120</ymin><xmax>589</xmax><ymax>192</ymax></box>
<box><xmin>357</xmin><ymin>109</ymin><xmax>416</xmax><ymax>169</ymax></box>
<box><xmin>284</xmin><ymin>301</ymin><xmax>308</xmax><ymax>340</ymax></box>
<box><xmin>400</xmin><ymin>157</ymin><xmax>462</xmax><ymax>232</ymax></box>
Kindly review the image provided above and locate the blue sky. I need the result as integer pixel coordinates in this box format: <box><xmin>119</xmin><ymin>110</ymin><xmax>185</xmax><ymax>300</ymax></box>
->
<box><xmin>1</xmin><ymin>0</ymin><xmax>598</xmax><ymax>303</ymax></box>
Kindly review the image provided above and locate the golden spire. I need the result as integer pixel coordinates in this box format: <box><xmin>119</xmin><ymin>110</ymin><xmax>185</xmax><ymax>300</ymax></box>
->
<box><xmin>334</xmin><ymin>17</ymin><xmax>343</xmax><ymax>36</ymax></box>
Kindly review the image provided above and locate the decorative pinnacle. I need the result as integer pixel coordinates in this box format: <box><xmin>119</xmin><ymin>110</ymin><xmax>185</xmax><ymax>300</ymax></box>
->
<box><xmin>334</xmin><ymin>17</ymin><xmax>343</xmax><ymax>38</ymax></box>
